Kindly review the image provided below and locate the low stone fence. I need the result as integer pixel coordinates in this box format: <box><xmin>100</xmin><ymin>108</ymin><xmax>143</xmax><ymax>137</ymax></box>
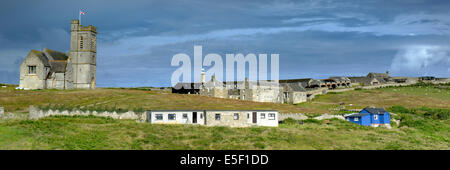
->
<box><xmin>0</xmin><ymin>106</ymin><xmax>28</xmax><ymax>119</ymax></box>
<box><xmin>279</xmin><ymin>113</ymin><xmax>345</xmax><ymax>121</ymax></box>
<box><xmin>327</xmin><ymin>88</ymin><xmax>355</xmax><ymax>93</ymax></box>
<box><xmin>278</xmin><ymin>113</ymin><xmax>308</xmax><ymax>120</ymax></box>
<box><xmin>313</xmin><ymin>114</ymin><xmax>345</xmax><ymax>120</ymax></box>
<box><xmin>29</xmin><ymin>106</ymin><xmax>147</xmax><ymax>122</ymax></box>
<box><xmin>360</xmin><ymin>83</ymin><xmax>412</xmax><ymax>90</ymax></box>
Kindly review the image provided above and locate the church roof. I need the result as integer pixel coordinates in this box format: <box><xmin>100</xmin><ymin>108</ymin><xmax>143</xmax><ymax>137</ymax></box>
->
<box><xmin>42</xmin><ymin>48</ymin><xmax>68</xmax><ymax>73</ymax></box>
<box><xmin>30</xmin><ymin>50</ymin><xmax>50</xmax><ymax>67</ymax></box>
<box><xmin>43</xmin><ymin>48</ymin><xmax>68</xmax><ymax>61</ymax></box>
<box><xmin>28</xmin><ymin>48</ymin><xmax>68</xmax><ymax>73</ymax></box>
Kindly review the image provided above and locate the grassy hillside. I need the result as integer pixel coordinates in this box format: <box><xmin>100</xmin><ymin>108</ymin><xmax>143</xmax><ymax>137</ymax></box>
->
<box><xmin>1</xmin><ymin>83</ymin><xmax>449</xmax><ymax>114</ymax></box>
<box><xmin>0</xmin><ymin>83</ymin><xmax>448</xmax><ymax>150</ymax></box>
<box><xmin>298</xmin><ymin>83</ymin><xmax>450</xmax><ymax>113</ymax></box>
<box><xmin>0</xmin><ymin>113</ymin><xmax>447</xmax><ymax>150</ymax></box>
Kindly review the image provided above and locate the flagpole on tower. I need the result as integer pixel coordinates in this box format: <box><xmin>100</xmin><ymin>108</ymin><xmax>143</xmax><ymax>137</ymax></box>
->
<box><xmin>79</xmin><ymin>10</ymin><xmax>81</xmax><ymax>25</ymax></box>
<box><xmin>79</xmin><ymin>10</ymin><xmax>85</xmax><ymax>25</ymax></box>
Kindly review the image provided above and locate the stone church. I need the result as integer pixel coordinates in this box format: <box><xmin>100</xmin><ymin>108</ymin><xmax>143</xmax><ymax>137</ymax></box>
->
<box><xmin>19</xmin><ymin>20</ymin><xmax>97</xmax><ymax>89</ymax></box>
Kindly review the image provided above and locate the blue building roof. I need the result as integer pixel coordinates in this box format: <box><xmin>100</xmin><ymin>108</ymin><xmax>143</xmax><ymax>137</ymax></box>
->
<box><xmin>345</xmin><ymin>113</ymin><xmax>369</xmax><ymax>117</ymax></box>
<box><xmin>362</xmin><ymin>107</ymin><xmax>387</xmax><ymax>114</ymax></box>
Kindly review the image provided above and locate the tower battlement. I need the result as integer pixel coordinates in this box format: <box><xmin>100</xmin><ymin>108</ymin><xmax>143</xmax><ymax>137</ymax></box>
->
<box><xmin>70</xmin><ymin>20</ymin><xmax>97</xmax><ymax>33</ymax></box>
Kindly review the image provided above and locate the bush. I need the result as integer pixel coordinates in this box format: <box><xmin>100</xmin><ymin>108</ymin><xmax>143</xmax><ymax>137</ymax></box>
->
<box><xmin>389</xmin><ymin>105</ymin><xmax>410</xmax><ymax>114</ymax></box>
<box><xmin>282</xmin><ymin>118</ymin><xmax>298</xmax><ymax>125</ymax></box>
<box><xmin>253</xmin><ymin>142</ymin><xmax>266</xmax><ymax>149</ymax></box>
<box><xmin>303</xmin><ymin>119</ymin><xmax>322</xmax><ymax>124</ymax></box>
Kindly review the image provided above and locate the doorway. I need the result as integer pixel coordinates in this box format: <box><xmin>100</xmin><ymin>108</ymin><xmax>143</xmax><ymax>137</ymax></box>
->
<box><xmin>193</xmin><ymin>112</ymin><xmax>197</xmax><ymax>124</ymax></box>
<box><xmin>252</xmin><ymin>112</ymin><xmax>257</xmax><ymax>123</ymax></box>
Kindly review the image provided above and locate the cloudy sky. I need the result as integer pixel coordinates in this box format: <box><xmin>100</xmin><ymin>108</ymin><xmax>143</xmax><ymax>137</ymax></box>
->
<box><xmin>1</xmin><ymin>0</ymin><xmax>449</xmax><ymax>87</ymax></box>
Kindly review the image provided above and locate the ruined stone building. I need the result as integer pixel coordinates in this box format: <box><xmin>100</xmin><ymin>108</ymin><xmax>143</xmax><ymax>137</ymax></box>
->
<box><xmin>19</xmin><ymin>20</ymin><xmax>97</xmax><ymax>90</ymax></box>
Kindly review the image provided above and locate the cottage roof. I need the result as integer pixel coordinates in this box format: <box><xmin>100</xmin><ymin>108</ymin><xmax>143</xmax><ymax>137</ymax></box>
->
<box><xmin>362</xmin><ymin>107</ymin><xmax>387</xmax><ymax>114</ymax></box>
<box><xmin>367</xmin><ymin>72</ymin><xmax>389</xmax><ymax>78</ymax></box>
<box><xmin>330</xmin><ymin>77</ymin><xmax>351</xmax><ymax>82</ymax></box>
<box><xmin>279</xmin><ymin>78</ymin><xmax>313</xmax><ymax>83</ymax></box>
<box><xmin>281</xmin><ymin>83</ymin><xmax>307</xmax><ymax>92</ymax></box>
<box><xmin>173</xmin><ymin>82</ymin><xmax>202</xmax><ymax>89</ymax></box>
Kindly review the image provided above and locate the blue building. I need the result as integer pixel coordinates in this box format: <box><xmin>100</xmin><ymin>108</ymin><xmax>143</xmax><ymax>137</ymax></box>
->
<box><xmin>345</xmin><ymin>107</ymin><xmax>391</xmax><ymax>127</ymax></box>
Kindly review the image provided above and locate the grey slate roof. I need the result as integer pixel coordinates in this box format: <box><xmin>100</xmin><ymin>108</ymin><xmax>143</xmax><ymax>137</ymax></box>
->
<box><xmin>43</xmin><ymin>48</ymin><xmax>68</xmax><ymax>61</ymax></box>
<box><xmin>28</xmin><ymin>48</ymin><xmax>69</xmax><ymax>74</ymax></box>
<box><xmin>363</xmin><ymin>107</ymin><xmax>387</xmax><ymax>114</ymax></box>
<box><xmin>367</xmin><ymin>72</ymin><xmax>389</xmax><ymax>78</ymax></box>
<box><xmin>30</xmin><ymin>50</ymin><xmax>50</xmax><ymax>67</ymax></box>
<box><xmin>330</xmin><ymin>77</ymin><xmax>351</xmax><ymax>82</ymax></box>
<box><xmin>173</xmin><ymin>82</ymin><xmax>202</xmax><ymax>89</ymax></box>
<box><xmin>279</xmin><ymin>78</ymin><xmax>313</xmax><ymax>83</ymax></box>
<box><xmin>281</xmin><ymin>83</ymin><xmax>307</xmax><ymax>92</ymax></box>
<box><xmin>345</xmin><ymin>113</ymin><xmax>369</xmax><ymax>117</ymax></box>
<box><xmin>42</xmin><ymin>48</ymin><xmax>68</xmax><ymax>73</ymax></box>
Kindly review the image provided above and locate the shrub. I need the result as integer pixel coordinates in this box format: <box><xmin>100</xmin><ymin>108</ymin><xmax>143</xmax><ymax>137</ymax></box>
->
<box><xmin>389</xmin><ymin>105</ymin><xmax>410</xmax><ymax>114</ymax></box>
<box><xmin>253</xmin><ymin>142</ymin><xmax>266</xmax><ymax>149</ymax></box>
<box><xmin>303</xmin><ymin>119</ymin><xmax>322</xmax><ymax>124</ymax></box>
<box><xmin>282</xmin><ymin>118</ymin><xmax>298</xmax><ymax>125</ymax></box>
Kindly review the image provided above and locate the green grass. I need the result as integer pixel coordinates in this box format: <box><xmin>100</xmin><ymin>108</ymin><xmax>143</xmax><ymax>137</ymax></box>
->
<box><xmin>0</xmin><ymin>115</ymin><xmax>447</xmax><ymax>150</ymax></box>
<box><xmin>0</xmin><ymin>83</ymin><xmax>449</xmax><ymax>150</ymax></box>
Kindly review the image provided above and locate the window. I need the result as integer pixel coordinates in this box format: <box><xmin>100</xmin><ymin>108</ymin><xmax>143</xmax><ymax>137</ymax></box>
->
<box><xmin>260</xmin><ymin>113</ymin><xmax>265</xmax><ymax>119</ymax></box>
<box><xmin>80</xmin><ymin>36</ymin><xmax>84</xmax><ymax>49</ymax></box>
<box><xmin>374</xmin><ymin>114</ymin><xmax>378</xmax><ymax>120</ymax></box>
<box><xmin>155</xmin><ymin>114</ymin><xmax>163</xmax><ymax>120</ymax></box>
<box><xmin>354</xmin><ymin>117</ymin><xmax>359</xmax><ymax>121</ymax></box>
<box><xmin>234</xmin><ymin>113</ymin><xmax>239</xmax><ymax>120</ymax></box>
<box><xmin>28</xmin><ymin>66</ymin><xmax>36</xmax><ymax>74</ymax></box>
<box><xmin>268</xmin><ymin>113</ymin><xmax>275</xmax><ymax>120</ymax></box>
<box><xmin>183</xmin><ymin>113</ymin><xmax>188</xmax><ymax>119</ymax></box>
<box><xmin>215</xmin><ymin>114</ymin><xmax>221</xmax><ymax>120</ymax></box>
<box><xmin>247</xmin><ymin>113</ymin><xmax>249</xmax><ymax>119</ymax></box>
<box><xmin>168</xmin><ymin>114</ymin><xmax>176</xmax><ymax>120</ymax></box>
<box><xmin>200</xmin><ymin>113</ymin><xmax>203</xmax><ymax>119</ymax></box>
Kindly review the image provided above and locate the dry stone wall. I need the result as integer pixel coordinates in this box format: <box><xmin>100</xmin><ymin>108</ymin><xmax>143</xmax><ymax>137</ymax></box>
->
<box><xmin>29</xmin><ymin>106</ymin><xmax>147</xmax><ymax>122</ymax></box>
<box><xmin>278</xmin><ymin>113</ymin><xmax>308</xmax><ymax>120</ymax></box>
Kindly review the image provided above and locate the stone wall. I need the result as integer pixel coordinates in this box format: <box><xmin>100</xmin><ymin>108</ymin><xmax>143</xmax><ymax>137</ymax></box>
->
<box><xmin>313</xmin><ymin>114</ymin><xmax>345</xmax><ymax>120</ymax></box>
<box><xmin>0</xmin><ymin>107</ymin><xmax>3</xmax><ymax>116</ymax></box>
<box><xmin>279</xmin><ymin>113</ymin><xmax>345</xmax><ymax>120</ymax></box>
<box><xmin>278</xmin><ymin>113</ymin><xmax>308</xmax><ymax>120</ymax></box>
<box><xmin>29</xmin><ymin>106</ymin><xmax>146</xmax><ymax>122</ymax></box>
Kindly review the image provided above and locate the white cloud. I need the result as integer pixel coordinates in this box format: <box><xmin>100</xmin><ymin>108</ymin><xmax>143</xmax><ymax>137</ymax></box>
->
<box><xmin>390</xmin><ymin>45</ymin><xmax>450</xmax><ymax>76</ymax></box>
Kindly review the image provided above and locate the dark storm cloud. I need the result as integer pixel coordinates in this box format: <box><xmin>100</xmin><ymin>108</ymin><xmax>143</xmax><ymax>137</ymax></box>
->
<box><xmin>1</xmin><ymin>0</ymin><xmax>450</xmax><ymax>87</ymax></box>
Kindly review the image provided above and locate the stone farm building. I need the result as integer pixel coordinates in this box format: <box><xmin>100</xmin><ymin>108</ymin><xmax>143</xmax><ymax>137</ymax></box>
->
<box><xmin>19</xmin><ymin>20</ymin><xmax>97</xmax><ymax>90</ymax></box>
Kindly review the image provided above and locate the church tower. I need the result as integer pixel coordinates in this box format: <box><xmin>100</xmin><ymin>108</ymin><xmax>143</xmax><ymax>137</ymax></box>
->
<box><xmin>69</xmin><ymin>20</ymin><xmax>97</xmax><ymax>89</ymax></box>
